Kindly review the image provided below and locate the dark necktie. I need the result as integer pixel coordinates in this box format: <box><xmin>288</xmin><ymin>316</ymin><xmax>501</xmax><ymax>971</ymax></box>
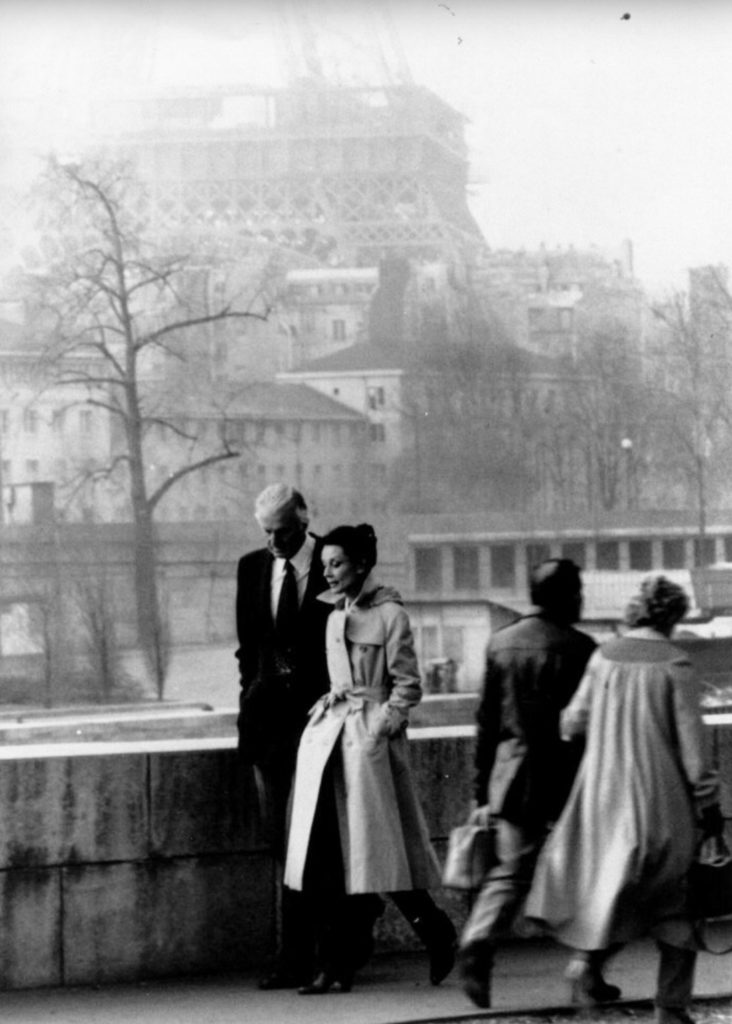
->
<box><xmin>275</xmin><ymin>560</ymin><xmax>299</xmax><ymax>642</ymax></box>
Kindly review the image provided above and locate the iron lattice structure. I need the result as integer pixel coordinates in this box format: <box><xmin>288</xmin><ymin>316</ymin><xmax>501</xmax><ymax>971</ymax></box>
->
<box><xmin>95</xmin><ymin>83</ymin><xmax>485</xmax><ymax>268</ymax></box>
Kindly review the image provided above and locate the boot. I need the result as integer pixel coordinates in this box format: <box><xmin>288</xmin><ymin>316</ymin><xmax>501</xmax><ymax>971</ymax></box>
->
<box><xmin>655</xmin><ymin>943</ymin><xmax>697</xmax><ymax>1024</ymax></box>
<box><xmin>655</xmin><ymin>1010</ymin><xmax>696</xmax><ymax>1024</ymax></box>
<box><xmin>458</xmin><ymin>940</ymin><xmax>493</xmax><ymax>1008</ymax></box>
<box><xmin>392</xmin><ymin>892</ymin><xmax>457</xmax><ymax>985</ymax></box>
<box><xmin>565</xmin><ymin>951</ymin><xmax>622</xmax><ymax>1006</ymax></box>
<box><xmin>349</xmin><ymin>894</ymin><xmax>385</xmax><ymax>970</ymax></box>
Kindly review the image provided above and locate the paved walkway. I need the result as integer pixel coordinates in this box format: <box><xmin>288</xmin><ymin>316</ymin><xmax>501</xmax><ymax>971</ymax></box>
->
<box><xmin>0</xmin><ymin>934</ymin><xmax>730</xmax><ymax>1024</ymax></box>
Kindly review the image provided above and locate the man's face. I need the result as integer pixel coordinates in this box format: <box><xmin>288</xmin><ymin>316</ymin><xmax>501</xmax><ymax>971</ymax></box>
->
<box><xmin>258</xmin><ymin>505</ymin><xmax>307</xmax><ymax>560</ymax></box>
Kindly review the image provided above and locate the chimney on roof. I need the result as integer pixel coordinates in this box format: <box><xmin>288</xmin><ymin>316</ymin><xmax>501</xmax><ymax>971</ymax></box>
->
<box><xmin>369</xmin><ymin>257</ymin><xmax>410</xmax><ymax>349</ymax></box>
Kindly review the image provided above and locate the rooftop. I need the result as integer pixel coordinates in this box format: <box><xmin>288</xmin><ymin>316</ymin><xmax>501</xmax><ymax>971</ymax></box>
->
<box><xmin>285</xmin><ymin>343</ymin><xmax>408</xmax><ymax>375</ymax></box>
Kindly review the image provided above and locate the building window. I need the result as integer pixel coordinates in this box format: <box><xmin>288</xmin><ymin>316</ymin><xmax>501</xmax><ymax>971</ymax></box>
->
<box><xmin>26</xmin><ymin>459</ymin><xmax>39</xmax><ymax>478</ymax></box>
<box><xmin>559</xmin><ymin>308</ymin><xmax>573</xmax><ymax>331</ymax></box>
<box><xmin>596</xmin><ymin>541</ymin><xmax>619</xmax><ymax>570</ymax></box>
<box><xmin>367</xmin><ymin>386</ymin><xmax>386</xmax><ymax>410</ymax></box>
<box><xmin>23</xmin><ymin>409</ymin><xmax>38</xmax><ymax>433</ymax></box>
<box><xmin>453</xmin><ymin>545</ymin><xmax>479</xmax><ymax>591</ymax></box>
<box><xmin>415</xmin><ymin>547</ymin><xmax>442</xmax><ymax>591</ymax></box>
<box><xmin>369</xmin><ymin>423</ymin><xmax>386</xmax><ymax>442</ymax></box>
<box><xmin>443</xmin><ymin>626</ymin><xmax>464</xmax><ymax>665</ymax></box>
<box><xmin>724</xmin><ymin>535</ymin><xmax>732</xmax><ymax>562</ymax></box>
<box><xmin>526</xmin><ymin>543</ymin><xmax>551</xmax><ymax>570</ymax></box>
<box><xmin>629</xmin><ymin>539</ymin><xmax>653</xmax><ymax>571</ymax></box>
<box><xmin>662</xmin><ymin>539</ymin><xmax>685</xmax><ymax>569</ymax></box>
<box><xmin>560</xmin><ymin>542</ymin><xmax>586</xmax><ymax>569</ymax></box>
<box><xmin>0</xmin><ymin>409</ymin><xmax>9</xmax><ymax>432</ymax></box>
<box><xmin>694</xmin><ymin>537</ymin><xmax>716</xmax><ymax>566</ymax></box>
<box><xmin>1</xmin><ymin>459</ymin><xmax>10</xmax><ymax>480</ymax></box>
<box><xmin>52</xmin><ymin>409</ymin><xmax>66</xmax><ymax>432</ymax></box>
<box><xmin>312</xmin><ymin>423</ymin><xmax>321</xmax><ymax>443</ymax></box>
<box><xmin>332</xmin><ymin>319</ymin><xmax>346</xmax><ymax>341</ymax></box>
<box><xmin>79</xmin><ymin>410</ymin><xmax>92</xmax><ymax>434</ymax></box>
<box><xmin>491</xmin><ymin>545</ymin><xmax>516</xmax><ymax>589</ymax></box>
<box><xmin>419</xmin><ymin>624</ymin><xmax>440</xmax><ymax>663</ymax></box>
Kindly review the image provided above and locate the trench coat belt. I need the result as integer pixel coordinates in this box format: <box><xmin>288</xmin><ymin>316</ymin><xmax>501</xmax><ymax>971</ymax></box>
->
<box><xmin>308</xmin><ymin>686</ymin><xmax>384</xmax><ymax>716</ymax></box>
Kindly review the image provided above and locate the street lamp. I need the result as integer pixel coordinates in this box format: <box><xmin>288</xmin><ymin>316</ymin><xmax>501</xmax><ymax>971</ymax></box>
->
<box><xmin>620</xmin><ymin>437</ymin><xmax>633</xmax><ymax>510</ymax></box>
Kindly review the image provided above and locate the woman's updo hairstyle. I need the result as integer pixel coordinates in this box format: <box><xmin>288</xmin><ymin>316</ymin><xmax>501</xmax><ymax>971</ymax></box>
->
<box><xmin>624</xmin><ymin>574</ymin><xmax>689</xmax><ymax>635</ymax></box>
<box><xmin>322</xmin><ymin>523</ymin><xmax>378</xmax><ymax>573</ymax></box>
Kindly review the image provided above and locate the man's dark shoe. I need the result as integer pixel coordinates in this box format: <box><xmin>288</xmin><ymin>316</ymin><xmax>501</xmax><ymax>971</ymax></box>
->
<box><xmin>258</xmin><ymin>969</ymin><xmax>302</xmax><ymax>990</ymax></box>
<box><xmin>458</xmin><ymin>941</ymin><xmax>493</xmax><ymax>1008</ymax></box>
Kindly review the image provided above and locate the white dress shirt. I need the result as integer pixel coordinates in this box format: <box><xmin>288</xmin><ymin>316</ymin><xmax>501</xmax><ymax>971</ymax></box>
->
<box><xmin>270</xmin><ymin>533</ymin><xmax>316</xmax><ymax>621</ymax></box>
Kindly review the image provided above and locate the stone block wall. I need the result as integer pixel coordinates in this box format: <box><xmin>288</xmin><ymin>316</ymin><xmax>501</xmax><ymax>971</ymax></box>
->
<box><xmin>0</xmin><ymin>747</ymin><xmax>272</xmax><ymax>988</ymax></box>
<box><xmin>0</xmin><ymin>721</ymin><xmax>728</xmax><ymax>990</ymax></box>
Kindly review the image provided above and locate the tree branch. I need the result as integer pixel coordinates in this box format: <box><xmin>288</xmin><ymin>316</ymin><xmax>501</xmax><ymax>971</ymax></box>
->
<box><xmin>148</xmin><ymin>447</ymin><xmax>240</xmax><ymax>511</ymax></box>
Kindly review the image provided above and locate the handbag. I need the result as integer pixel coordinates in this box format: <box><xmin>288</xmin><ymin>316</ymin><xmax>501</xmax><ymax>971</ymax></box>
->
<box><xmin>442</xmin><ymin>812</ymin><xmax>496</xmax><ymax>891</ymax></box>
<box><xmin>689</xmin><ymin>833</ymin><xmax>732</xmax><ymax>954</ymax></box>
<box><xmin>688</xmin><ymin>729</ymin><xmax>732</xmax><ymax>952</ymax></box>
<box><xmin>689</xmin><ymin>833</ymin><xmax>732</xmax><ymax>921</ymax></box>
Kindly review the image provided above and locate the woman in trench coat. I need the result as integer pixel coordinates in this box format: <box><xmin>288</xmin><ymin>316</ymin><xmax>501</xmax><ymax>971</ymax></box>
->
<box><xmin>525</xmin><ymin>575</ymin><xmax>723</xmax><ymax>1024</ymax></box>
<box><xmin>284</xmin><ymin>523</ymin><xmax>455</xmax><ymax>994</ymax></box>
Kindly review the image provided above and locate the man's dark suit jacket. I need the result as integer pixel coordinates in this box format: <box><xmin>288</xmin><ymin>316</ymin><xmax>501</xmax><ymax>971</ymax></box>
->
<box><xmin>474</xmin><ymin>610</ymin><xmax>596</xmax><ymax>827</ymax></box>
<box><xmin>235</xmin><ymin>535</ymin><xmax>331</xmax><ymax>767</ymax></box>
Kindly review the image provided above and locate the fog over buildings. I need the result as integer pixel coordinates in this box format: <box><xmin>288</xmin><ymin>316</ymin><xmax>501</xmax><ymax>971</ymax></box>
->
<box><xmin>2</xmin><ymin>0</ymin><xmax>732</xmax><ymax>701</ymax></box>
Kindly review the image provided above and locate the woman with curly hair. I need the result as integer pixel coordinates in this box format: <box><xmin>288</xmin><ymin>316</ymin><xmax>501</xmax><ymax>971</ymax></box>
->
<box><xmin>526</xmin><ymin>575</ymin><xmax>722</xmax><ymax>1024</ymax></box>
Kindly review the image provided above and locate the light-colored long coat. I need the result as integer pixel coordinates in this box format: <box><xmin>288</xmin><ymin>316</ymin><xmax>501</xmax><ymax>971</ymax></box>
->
<box><xmin>284</xmin><ymin>575</ymin><xmax>441</xmax><ymax>894</ymax></box>
<box><xmin>526</xmin><ymin>628</ymin><xmax>719</xmax><ymax>951</ymax></box>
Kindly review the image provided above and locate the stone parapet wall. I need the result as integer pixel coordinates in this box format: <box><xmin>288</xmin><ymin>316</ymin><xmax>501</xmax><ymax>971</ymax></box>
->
<box><xmin>0</xmin><ymin>721</ymin><xmax>728</xmax><ymax>990</ymax></box>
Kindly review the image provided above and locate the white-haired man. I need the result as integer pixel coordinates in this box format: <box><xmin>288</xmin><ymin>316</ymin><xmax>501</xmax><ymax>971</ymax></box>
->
<box><xmin>236</xmin><ymin>484</ymin><xmax>332</xmax><ymax>988</ymax></box>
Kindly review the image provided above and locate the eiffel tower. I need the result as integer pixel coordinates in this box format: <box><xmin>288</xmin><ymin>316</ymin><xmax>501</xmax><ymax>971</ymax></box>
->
<box><xmin>89</xmin><ymin>0</ymin><xmax>485</xmax><ymax>271</ymax></box>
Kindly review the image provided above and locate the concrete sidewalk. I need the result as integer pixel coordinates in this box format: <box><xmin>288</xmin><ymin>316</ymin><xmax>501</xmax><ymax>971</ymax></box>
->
<box><xmin>0</xmin><ymin>935</ymin><xmax>730</xmax><ymax>1024</ymax></box>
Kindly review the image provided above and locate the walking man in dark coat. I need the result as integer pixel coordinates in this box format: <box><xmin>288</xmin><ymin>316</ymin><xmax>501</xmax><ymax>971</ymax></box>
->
<box><xmin>459</xmin><ymin>559</ymin><xmax>617</xmax><ymax>1009</ymax></box>
<box><xmin>236</xmin><ymin>483</ymin><xmax>332</xmax><ymax>989</ymax></box>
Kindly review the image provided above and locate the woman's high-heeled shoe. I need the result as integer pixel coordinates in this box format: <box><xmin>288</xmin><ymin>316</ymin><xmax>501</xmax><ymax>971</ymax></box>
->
<box><xmin>298</xmin><ymin>969</ymin><xmax>354</xmax><ymax>995</ymax></box>
<box><xmin>565</xmin><ymin>957</ymin><xmax>621</xmax><ymax>1006</ymax></box>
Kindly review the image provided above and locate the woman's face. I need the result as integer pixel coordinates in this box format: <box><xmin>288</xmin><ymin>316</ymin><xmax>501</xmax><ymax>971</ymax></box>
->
<box><xmin>322</xmin><ymin>544</ymin><xmax>368</xmax><ymax>599</ymax></box>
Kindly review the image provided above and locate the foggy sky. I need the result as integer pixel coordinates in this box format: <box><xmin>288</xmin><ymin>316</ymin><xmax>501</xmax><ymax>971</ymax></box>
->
<box><xmin>2</xmin><ymin>0</ymin><xmax>732</xmax><ymax>292</ymax></box>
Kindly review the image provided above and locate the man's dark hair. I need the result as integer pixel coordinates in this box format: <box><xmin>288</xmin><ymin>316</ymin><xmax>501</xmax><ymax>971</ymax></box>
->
<box><xmin>529</xmin><ymin>558</ymin><xmax>582</xmax><ymax>613</ymax></box>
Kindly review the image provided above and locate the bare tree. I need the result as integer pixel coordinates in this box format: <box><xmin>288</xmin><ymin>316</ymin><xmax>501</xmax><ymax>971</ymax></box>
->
<box><xmin>397</xmin><ymin>328</ymin><xmax>541</xmax><ymax>512</ymax></box>
<box><xmin>25</xmin><ymin>157</ymin><xmax>268</xmax><ymax>697</ymax></box>
<box><xmin>557</xmin><ymin>317</ymin><xmax>648</xmax><ymax>512</ymax></box>
<box><xmin>651</xmin><ymin>273</ymin><xmax>732</xmax><ymax>562</ymax></box>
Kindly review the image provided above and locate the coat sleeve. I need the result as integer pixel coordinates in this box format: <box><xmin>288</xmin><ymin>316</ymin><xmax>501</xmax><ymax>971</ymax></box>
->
<box><xmin>560</xmin><ymin>650</ymin><xmax>601</xmax><ymax>741</ymax></box>
<box><xmin>234</xmin><ymin>555</ymin><xmax>259</xmax><ymax>699</ymax></box>
<box><xmin>379</xmin><ymin>605</ymin><xmax>422</xmax><ymax>728</ymax></box>
<box><xmin>473</xmin><ymin>648</ymin><xmax>502</xmax><ymax>804</ymax></box>
<box><xmin>669</xmin><ymin>658</ymin><xmax>720</xmax><ymax>809</ymax></box>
